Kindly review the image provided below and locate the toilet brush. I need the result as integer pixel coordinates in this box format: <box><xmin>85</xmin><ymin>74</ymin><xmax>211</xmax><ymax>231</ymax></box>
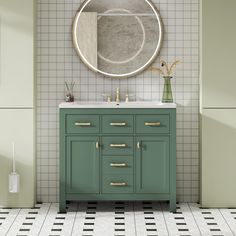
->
<box><xmin>9</xmin><ymin>142</ymin><xmax>20</xmax><ymax>193</ymax></box>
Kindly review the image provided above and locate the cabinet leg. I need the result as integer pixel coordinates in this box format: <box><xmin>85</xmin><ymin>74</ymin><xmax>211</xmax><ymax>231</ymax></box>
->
<box><xmin>59</xmin><ymin>200</ymin><xmax>66</xmax><ymax>213</ymax></box>
<box><xmin>169</xmin><ymin>200</ymin><xmax>176</xmax><ymax>213</ymax></box>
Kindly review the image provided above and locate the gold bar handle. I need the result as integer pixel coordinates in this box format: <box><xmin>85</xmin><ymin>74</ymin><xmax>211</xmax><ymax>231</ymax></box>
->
<box><xmin>110</xmin><ymin>182</ymin><xmax>127</xmax><ymax>186</ymax></box>
<box><xmin>145</xmin><ymin>122</ymin><xmax>161</xmax><ymax>126</ymax></box>
<box><xmin>137</xmin><ymin>142</ymin><xmax>142</xmax><ymax>149</ymax></box>
<box><xmin>110</xmin><ymin>163</ymin><xmax>127</xmax><ymax>167</ymax></box>
<box><xmin>110</xmin><ymin>144</ymin><xmax>127</xmax><ymax>148</ymax></box>
<box><xmin>110</xmin><ymin>122</ymin><xmax>126</xmax><ymax>126</ymax></box>
<box><xmin>96</xmin><ymin>141</ymin><xmax>99</xmax><ymax>149</ymax></box>
<box><xmin>75</xmin><ymin>122</ymin><xmax>91</xmax><ymax>126</ymax></box>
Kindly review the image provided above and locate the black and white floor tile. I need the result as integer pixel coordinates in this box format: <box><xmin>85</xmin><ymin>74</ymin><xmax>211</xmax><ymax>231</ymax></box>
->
<box><xmin>1</xmin><ymin>202</ymin><xmax>236</xmax><ymax>235</ymax></box>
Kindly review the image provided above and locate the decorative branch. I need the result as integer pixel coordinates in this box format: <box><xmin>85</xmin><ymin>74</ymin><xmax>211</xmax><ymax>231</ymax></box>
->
<box><xmin>65</xmin><ymin>82</ymin><xmax>70</xmax><ymax>92</ymax></box>
<box><xmin>65</xmin><ymin>81</ymin><xmax>75</xmax><ymax>94</ymax></box>
<box><xmin>70</xmin><ymin>81</ymin><xmax>75</xmax><ymax>93</ymax></box>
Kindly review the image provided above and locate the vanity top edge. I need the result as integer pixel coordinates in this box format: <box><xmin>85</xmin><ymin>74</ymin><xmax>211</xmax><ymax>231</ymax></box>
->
<box><xmin>59</xmin><ymin>102</ymin><xmax>177</xmax><ymax>109</ymax></box>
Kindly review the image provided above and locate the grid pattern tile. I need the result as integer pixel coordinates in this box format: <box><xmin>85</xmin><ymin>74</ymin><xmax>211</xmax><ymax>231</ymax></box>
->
<box><xmin>1</xmin><ymin>202</ymin><xmax>236</xmax><ymax>236</ymax></box>
<box><xmin>36</xmin><ymin>0</ymin><xmax>200</xmax><ymax>202</ymax></box>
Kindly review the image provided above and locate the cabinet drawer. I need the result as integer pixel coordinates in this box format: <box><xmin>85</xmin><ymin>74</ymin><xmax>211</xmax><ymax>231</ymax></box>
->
<box><xmin>102</xmin><ymin>136</ymin><xmax>133</xmax><ymax>155</ymax></box>
<box><xmin>102</xmin><ymin>115</ymin><xmax>133</xmax><ymax>133</ymax></box>
<box><xmin>66</xmin><ymin>115</ymin><xmax>99</xmax><ymax>134</ymax></box>
<box><xmin>102</xmin><ymin>175</ymin><xmax>133</xmax><ymax>193</ymax></box>
<box><xmin>102</xmin><ymin>156</ymin><xmax>133</xmax><ymax>175</ymax></box>
<box><xmin>136</xmin><ymin>115</ymin><xmax>169</xmax><ymax>134</ymax></box>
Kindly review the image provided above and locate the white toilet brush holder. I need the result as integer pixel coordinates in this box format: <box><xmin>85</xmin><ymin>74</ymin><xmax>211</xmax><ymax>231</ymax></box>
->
<box><xmin>9</xmin><ymin>142</ymin><xmax>20</xmax><ymax>193</ymax></box>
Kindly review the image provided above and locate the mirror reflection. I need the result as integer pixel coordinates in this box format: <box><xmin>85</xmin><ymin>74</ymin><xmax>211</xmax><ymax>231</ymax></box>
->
<box><xmin>73</xmin><ymin>0</ymin><xmax>164</xmax><ymax>78</ymax></box>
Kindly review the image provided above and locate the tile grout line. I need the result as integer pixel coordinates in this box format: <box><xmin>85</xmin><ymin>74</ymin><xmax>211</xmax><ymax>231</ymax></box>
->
<box><xmin>160</xmin><ymin>202</ymin><xmax>170</xmax><ymax>236</ymax></box>
<box><xmin>154</xmin><ymin>203</ymin><xmax>169</xmax><ymax>235</ymax></box>
<box><xmin>70</xmin><ymin>203</ymin><xmax>79</xmax><ymax>236</ymax></box>
<box><xmin>5</xmin><ymin>209</ymin><xmax>21</xmax><ymax>236</ymax></box>
<box><xmin>188</xmin><ymin>203</ymin><xmax>202</xmax><ymax>236</ymax></box>
<box><xmin>37</xmin><ymin>203</ymin><xmax>52</xmax><ymax>236</ymax></box>
<box><xmin>218</xmin><ymin>208</ymin><xmax>235</xmax><ymax>236</ymax></box>
<box><xmin>133</xmin><ymin>202</ymin><xmax>138</xmax><ymax>236</ymax></box>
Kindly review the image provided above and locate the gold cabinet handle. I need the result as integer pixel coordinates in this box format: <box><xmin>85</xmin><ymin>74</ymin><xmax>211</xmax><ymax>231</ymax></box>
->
<box><xmin>145</xmin><ymin>122</ymin><xmax>161</xmax><ymax>126</ymax></box>
<box><xmin>110</xmin><ymin>144</ymin><xmax>127</xmax><ymax>148</ymax></box>
<box><xmin>110</xmin><ymin>182</ymin><xmax>127</xmax><ymax>186</ymax></box>
<box><xmin>137</xmin><ymin>142</ymin><xmax>142</xmax><ymax>149</ymax></box>
<box><xmin>96</xmin><ymin>141</ymin><xmax>99</xmax><ymax>149</ymax></box>
<box><xmin>110</xmin><ymin>163</ymin><xmax>127</xmax><ymax>167</ymax></box>
<box><xmin>75</xmin><ymin>122</ymin><xmax>91</xmax><ymax>126</ymax></box>
<box><xmin>110</xmin><ymin>122</ymin><xmax>127</xmax><ymax>126</ymax></box>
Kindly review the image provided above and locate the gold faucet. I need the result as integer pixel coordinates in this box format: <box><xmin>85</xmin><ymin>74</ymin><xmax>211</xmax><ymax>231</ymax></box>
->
<box><xmin>101</xmin><ymin>94</ymin><xmax>111</xmax><ymax>102</ymax></box>
<box><xmin>115</xmin><ymin>88</ymin><xmax>120</xmax><ymax>103</ymax></box>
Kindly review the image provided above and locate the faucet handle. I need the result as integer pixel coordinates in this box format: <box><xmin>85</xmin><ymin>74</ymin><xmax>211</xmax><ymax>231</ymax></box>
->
<box><xmin>125</xmin><ymin>94</ymin><xmax>134</xmax><ymax>103</ymax></box>
<box><xmin>101</xmin><ymin>94</ymin><xmax>111</xmax><ymax>102</ymax></box>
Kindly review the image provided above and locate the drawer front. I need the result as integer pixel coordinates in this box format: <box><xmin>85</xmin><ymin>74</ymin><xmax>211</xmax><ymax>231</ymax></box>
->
<box><xmin>66</xmin><ymin>115</ymin><xmax>99</xmax><ymax>134</ymax></box>
<box><xmin>136</xmin><ymin>114</ymin><xmax>170</xmax><ymax>134</ymax></box>
<box><xmin>102</xmin><ymin>136</ymin><xmax>133</xmax><ymax>155</ymax></box>
<box><xmin>102</xmin><ymin>156</ymin><xmax>133</xmax><ymax>175</ymax></box>
<box><xmin>102</xmin><ymin>175</ymin><xmax>133</xmax><ymax>193</ymax></box>
<box><xmin>102</xmin><ymin>115</ymin><xmax>133</xmax><ymax>134</ymax></box>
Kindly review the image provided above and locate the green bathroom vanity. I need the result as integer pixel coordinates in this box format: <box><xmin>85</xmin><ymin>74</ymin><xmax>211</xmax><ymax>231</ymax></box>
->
<box><xmin>59</xmin><ymin>102</ymin><xmax>176</xmax><ymax>212</ymax></box>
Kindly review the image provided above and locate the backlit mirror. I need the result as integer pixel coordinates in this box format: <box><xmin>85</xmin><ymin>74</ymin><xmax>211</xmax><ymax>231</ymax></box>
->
<box><xmin>73</xmin><ymin>0</ymin><xmax>164</xmax><ymax>78</ymax></box>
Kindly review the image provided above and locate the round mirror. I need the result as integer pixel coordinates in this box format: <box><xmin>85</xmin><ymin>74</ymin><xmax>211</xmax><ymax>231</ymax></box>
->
<box><xmin>73</xmin><ymin>0</ymin><xmax>164</xmax><ymax>78</ymax></box>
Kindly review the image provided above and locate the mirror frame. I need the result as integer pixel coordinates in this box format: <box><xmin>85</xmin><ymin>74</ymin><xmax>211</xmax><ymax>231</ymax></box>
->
<box><xmin>72</xmin><ymin>0</ymin><xmax>164</xmax><ymax>79</ymax></box>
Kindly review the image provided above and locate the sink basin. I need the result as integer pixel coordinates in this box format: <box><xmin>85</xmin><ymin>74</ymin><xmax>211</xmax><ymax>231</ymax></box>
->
<box><xmin>59</xmin><ymin>101</ymin><xmax>176</xmax><ymax>108</ymax></box>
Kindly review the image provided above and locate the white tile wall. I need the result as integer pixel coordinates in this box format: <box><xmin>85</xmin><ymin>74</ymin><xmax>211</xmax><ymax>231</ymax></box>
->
<box><xmin>36</xmin><ymin>0</ymin><xmax>199</xmax><ymax>203</ymax></box>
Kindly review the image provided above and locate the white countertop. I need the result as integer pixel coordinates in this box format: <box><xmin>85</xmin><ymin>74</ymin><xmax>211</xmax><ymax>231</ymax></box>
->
<box><xmin>59</xmin><ymin>101</ymin><xmax>177</xmax><ymax>109</ymax></box>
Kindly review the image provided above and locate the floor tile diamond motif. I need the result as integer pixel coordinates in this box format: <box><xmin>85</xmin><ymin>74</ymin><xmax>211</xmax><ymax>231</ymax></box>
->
<box><xmin>1</xmin><ymin>202</ymin><xmax>235</xmax><ymax>236</ymax></box>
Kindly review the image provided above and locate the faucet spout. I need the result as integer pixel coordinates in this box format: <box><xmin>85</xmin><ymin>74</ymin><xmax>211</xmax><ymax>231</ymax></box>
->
<box><xmin>115</xmin><ymin>88</ymin><xmax>120</xmax><ymax>103</ymax></box>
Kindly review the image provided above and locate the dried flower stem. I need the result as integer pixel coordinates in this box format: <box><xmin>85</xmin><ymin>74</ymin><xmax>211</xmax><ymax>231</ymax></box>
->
<box><xmin>169</xmin><ymin>60</ymin><xmax>181</xmax><ymax>76</ymax></box>
<box><xmin>149</xmin><ymin>67</ymin><xmax>165</xmax><ymax>76</ymax></box>
<box><xmin>65</xmin><ymin>82</ymin><xmax>70</xmax><ymax>92</ymax></box>
<box><xmin>65</xmin><ymin>81</ymin><xmax>75</xmax><ymax>94</ymax></box>
<box><xmin>160</xmin><ymin>60</ymin><xmax>169</xmax><ymax>75</ymax></box>
<box><xmin>149</xmin><ymin>59</ymin><xmax>180</xmax><ymax>77</ymax></box>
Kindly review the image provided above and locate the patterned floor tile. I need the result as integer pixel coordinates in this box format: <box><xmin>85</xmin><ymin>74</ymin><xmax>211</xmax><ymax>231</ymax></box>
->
<box><xmin>134</xmin><ymin>201</ymin><xmax>168</xmax><ymax>236</ymax></box>
<box><xmin>1</xmin><ymin>202</ymin><xmax>236</xmax><ymax>236</ymax></box>
<box><xmin>189</xmin><ymin>203</ymin><xmax>234</xmax><ymax>236</ymax></box>
<box><xmin>219</xmin><ymin>208</ymin><xmax>236</xmax><ymax>235</ymax></box>
<box><xmin>0</xmin><ymin>208</ymin><xmax>20</xmax><ymax>236</ymax></box>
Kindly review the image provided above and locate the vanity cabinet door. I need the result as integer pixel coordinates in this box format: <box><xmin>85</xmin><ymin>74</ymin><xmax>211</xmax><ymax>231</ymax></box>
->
<box><xmin>136</xmin><ymin>136</ymin><xmax>170</xmax><ymax>193</ymax></box>
<box><xmin>66</xmin><ymin>136</ymin><xmax>99</xmax><ymax>194</ymax></box>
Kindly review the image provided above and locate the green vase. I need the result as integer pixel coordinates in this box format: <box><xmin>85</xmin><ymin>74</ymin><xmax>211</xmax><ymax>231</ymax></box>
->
<box><xmin>162</xmin><ymin>76</ymin><xmax>173</xmax><ymax>103</ymax></box>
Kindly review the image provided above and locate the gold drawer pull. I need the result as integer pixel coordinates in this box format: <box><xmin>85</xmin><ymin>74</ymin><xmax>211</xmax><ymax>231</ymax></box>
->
<box><xmin>145</xmin><ymin>122</ymin><xmax>161</xmax><ymax>126</ymax></box>
<box><xmin>110</xmin><ymin>144</ymin><xmax>127</xmax><ymax>148</ymax></box>
<box><xmin>96</xmin><ymin>141</ymin><xmax>99</xmax><ymax>149</ymax></box>
<box><xmin>75</xmin><ymin>122</ymin><xmax>91</xmax><ymax>126</ymax></box>
<box><xmin>110</xmin><ymin>163</ymin><xmax>127</xmax><ymax>167</ymax></box>
<box><xmin>110</xmin><ymin>122</ymin><xmax>127</xmax><ymax>126</ymax></box>
<box><xmin>110</xmin><ymin>182</ymin><xmax>127</xmax><ymax>186</ymax></box>
<box><xmin>137</xmin><ymin>142</ymin><xmax>142</xmax><ymax>149</ymax></box>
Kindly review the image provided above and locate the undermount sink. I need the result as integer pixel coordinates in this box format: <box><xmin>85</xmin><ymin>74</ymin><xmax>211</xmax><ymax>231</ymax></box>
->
<box><xmin>59</xmin><ymin>101</ymin><xmax>176</xmax><ymax>108</ymax></box>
